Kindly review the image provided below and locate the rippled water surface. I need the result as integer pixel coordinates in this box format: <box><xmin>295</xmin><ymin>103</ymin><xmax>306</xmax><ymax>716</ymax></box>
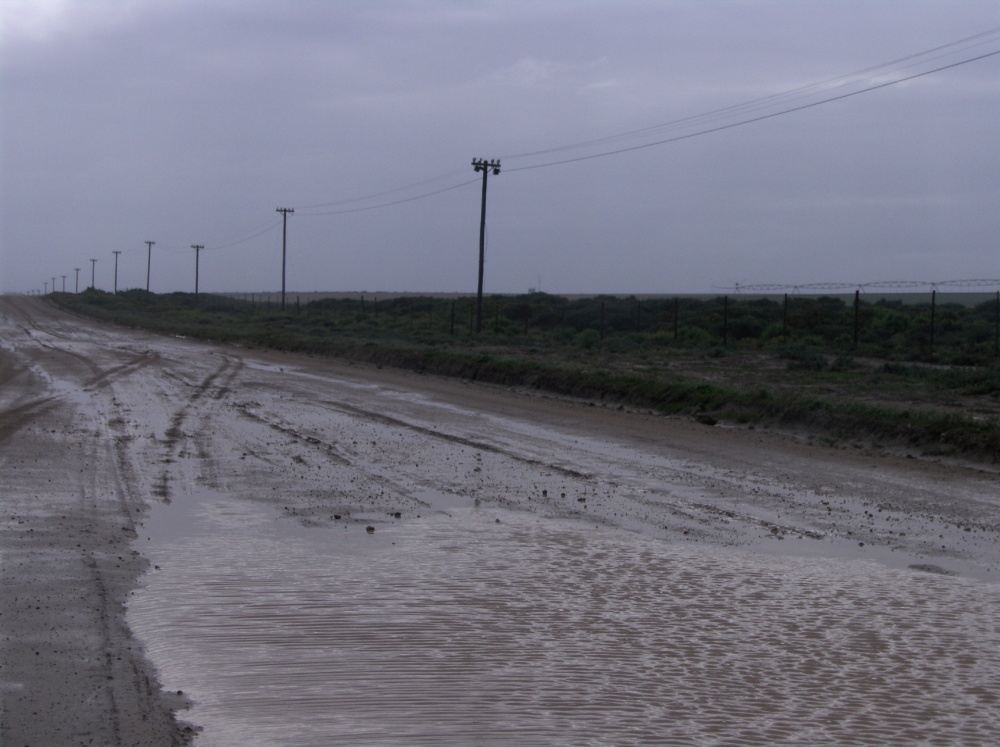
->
<box><xmin>129</xmin><ymin>493</ymin><xmax>1000</xmax><ymax>746</ymax></box>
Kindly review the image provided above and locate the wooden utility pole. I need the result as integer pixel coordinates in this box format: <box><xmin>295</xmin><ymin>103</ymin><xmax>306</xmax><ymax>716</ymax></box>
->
<box><xmin>471</xmin><ymin>158</ymin><xmax>500</xmax><ymax>333</ymax></box>
<box><xmin>145</xmin><ymin>240</ymin><xmax>155</xmax><ymax>294</ymax></box>
<box><xmin>112</xmin><ymin>251</ymin><xmax>122</xmax><ymax>294</ymax></box>
<box><xmin>74</xmin><ymin>268</ymin><xmax>80</xmax><ymax>293</ymax></box>
<box><xmin>61</xmin><ymin>275</ymin><xmax>66</xmax><ymax>292</ymax></box>
<box><xmin>276</xmin><ymin>207</ymin><xmax>294</xmax><ymax>310</ymax></box>
<box><xmin>192</xmin><ymin>245</ymin><xmax>204</xmax><ymax>303</ymax></box>
<box><xmin>90</xmin><ymin>259</ymin><xmax>97</xmax><ymax>289</ymax></box>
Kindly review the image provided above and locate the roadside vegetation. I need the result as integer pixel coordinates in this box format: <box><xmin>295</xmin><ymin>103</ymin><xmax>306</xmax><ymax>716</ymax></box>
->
<box><xmin>55</xmin><ymin>289</ymin><xmax>1000</xmax><ymax>463</ymax></box>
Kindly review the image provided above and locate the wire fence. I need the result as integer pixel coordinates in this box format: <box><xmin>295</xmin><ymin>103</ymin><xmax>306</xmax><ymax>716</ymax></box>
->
<box><xmin>208</xmin><ymin>286</ymin><xmax>1000</xmax><ymax>364</ymax></box>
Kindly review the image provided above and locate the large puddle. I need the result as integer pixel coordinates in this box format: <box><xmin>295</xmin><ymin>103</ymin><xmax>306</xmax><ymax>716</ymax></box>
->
<box><xmin>129</xmin><ymin>490</ymin><xmax>1000</xmax><ymax>746</ymax></box>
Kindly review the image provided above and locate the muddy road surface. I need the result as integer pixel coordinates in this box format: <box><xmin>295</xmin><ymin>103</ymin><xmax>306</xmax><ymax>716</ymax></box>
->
<box><xmin>2</xmin><ymin>295</ymin><xmax>999</xmax><ymax>746</ymax></box>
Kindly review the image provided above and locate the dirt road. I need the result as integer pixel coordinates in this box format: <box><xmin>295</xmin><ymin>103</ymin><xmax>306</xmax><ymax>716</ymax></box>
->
<box><xmin>2</xmin><ymin>295</ymin><xmax>998</xmax><ymax>745</ymax></box>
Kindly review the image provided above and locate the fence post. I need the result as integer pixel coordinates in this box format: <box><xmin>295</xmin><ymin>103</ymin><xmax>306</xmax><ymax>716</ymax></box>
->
<box><xmin>929</xmin><ymin>288</ymin><xmax>936</xmax><ymax>354</ymax></box>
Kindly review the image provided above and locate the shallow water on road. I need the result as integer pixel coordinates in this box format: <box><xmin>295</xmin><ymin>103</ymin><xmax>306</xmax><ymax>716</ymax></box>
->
<box><xmin>129</xmin><ymin>491</ymin><xmax>1000</xmax><ymax>746</ymax></box>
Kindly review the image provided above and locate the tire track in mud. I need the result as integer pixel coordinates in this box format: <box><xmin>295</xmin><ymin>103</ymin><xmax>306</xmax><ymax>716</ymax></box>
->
<box><xmin>0</xmin><ymin>306</ymin><xmax>160</xmax><ymax>445</ymax></box>
<box><xmin>321</xmin><ymin>399</ymin><xmax>592</xmax><ymax>479</ymax></box>
<box><xmin>234</xmin><ymin>404</ymin><xmax>353</xmax><ymax>467</ymax></box>
<box><xmin>228</xmin><ymin>395</ymin><xmax>718</xmax><ymax>532</ymax></box>
<box><xmin>220</xmin><ymin>379</ymin><xmax>939</xmax><ymax>560</ymax></box>
<box><xmin>0</xmin><ymin>321</ymin><xmax>187</xmax><ymax>745</ymax></box>
<box><xmin>228</xmin><ymin>396</ymin><xmax>729</xmax><ymax>537</ymax></box>
<box><xmin>228</xmin><ymin>395</ymin><xmax>542</xmax><ymax>527</ymax></box>
<box><xmin>310</xmin><ymin>399</ymin><xmax>814</xmax><ymax>539</ymax></box>
<box><xmin>306</xmin><ymin>399</ymin><xmax>847</xmax><ymax>547</ymax></box>
<box><xmin>74</xmin><ymin>392</ymin><xmax>189</xmax><ymax>746</ymax></box>
<box><xmin>0</xmin><ymin>397</ymin><xmax>58</xmax><ymax>446</ymax></box>
<box><xmin>82</xmin><ymin>351</ymin><xmax>161</xmax><ymax>392</ymax></box>
<box><xmin>154</xmin><ymin>354</ymin><xmax>245</xmax><ymax>499</ymax></box>
<box><xmin>229</xmin><ymin>401</ymin><xmax>417</xmax><ymax>523</ymax></box>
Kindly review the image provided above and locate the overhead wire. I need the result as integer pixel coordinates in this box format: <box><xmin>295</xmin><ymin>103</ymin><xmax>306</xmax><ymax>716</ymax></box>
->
<box><xmin>150</xmin><ymin>218</ymin><xmax>284</xmax><ymax>255</ymax></box>
<box><xmin>103</xmin><ymin>25</ymin><xmax>1000</xmax><ymax>269</ymax></box>
<box><xmin>208</xmin><ymin>27</ymin><xmax>1000</xmax><ymax>225</ymax></box>
<box><xmin>500</xmin><ymin>25</ymin><xmax>1000</xmax><ymax>163</ymax></box>
<box><xmin>505</xmin><ymin>42</ymin><xmax>1000</xmax><ymax>171</ymax></box>
<box><xmin>295</xmin><ymin>25</ymin><xmax>1000</xmax><ymax>206</ymax></box>
<box><xmin>297</xmin><ymin>169</ymin><xmax>472</xmax><ymax>210</ymax></box>
<box><xmin>204</xmin><ymin>219</ymin><xmax>283</xmax><ymax>251</ymax></box>
<box><xmin>296</xmin><ymin>177</ymin><xmax>481</xmax><ymax>217</ymax></box>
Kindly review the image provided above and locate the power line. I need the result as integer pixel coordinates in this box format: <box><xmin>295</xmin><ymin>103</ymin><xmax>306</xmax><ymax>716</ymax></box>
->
<box><xmin>297</xmin><ymin>169</ymin><xmax>471</xmax><ymax>211</ymax></box>
<box><xmin>205</xmin><ymin>219</ymin><xmax>283</xmax><ymax>251</ymax></box>
<box><xmin>154</xmin><ymin>220</ymin><xmax>283</xmax><ymax>255</ymax></box>
<box><xmin>505</xmin><ymin>47</ymin><xmax>1000</xmax><ymax>173</ymax></box>
<box><xmin>75</xmin><ymin>27</ymin><xmax>998</xmax><ymax>295</ymax></box>
<box><xmin>296</xmin><ymin>178</ymin><xmax>480</xmax><ymax>217</ymax></box>
<box><xmin>289</xmin><ymin>26</ymin><xmax>1000</xmax><ymax>215</ymax></box>
<box><xmin>501</xmin><ymin>26</ymin><xmax>1000</xmax><ymax>163</ymax></box>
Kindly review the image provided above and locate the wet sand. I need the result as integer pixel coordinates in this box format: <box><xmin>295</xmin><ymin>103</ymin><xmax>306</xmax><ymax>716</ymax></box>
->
<box><xmin>2</xmin><ymin>295</ymin><xmax>999</xmax><ymax>745</ymax></box>
<box><xmin>130</xmin><ymin>492</ymin><xmax>1000</xmax><ymax>746</ymax></box>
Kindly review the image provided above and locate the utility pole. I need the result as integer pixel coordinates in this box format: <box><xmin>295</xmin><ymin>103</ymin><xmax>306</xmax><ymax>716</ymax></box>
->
<box><xmin>74</xmin><ymin>268</ymin><xmax>80</xmax><ymax>293</ymax></box>
<box><xmin>471</xmin><ymin>158</ymin><xmax>500</xmax><ymax>333</ymax></box>
<box><xmin>112</xmin><ymin>251</ymin><xmax>122</xmax><ymax>294</ymax></box>
<box><xmin>51</xmin><ymin>276</ymin><xmax>56</xmax><ymax>294</ymax></box>
<box><xmin>90</xmin><ymin>259</ymin><xmax>97</xmax><ymax>289</ymax></box>
<box><xmin>44</xmin><ymin>281</ymin><xmax>48</xmax><ymax>294</ymax></box>
<box><xmin>276</xmin><ymin>207</ymin><xmax>294</xmax><ymax>310</ymax></box>
<box><xmin>192</xmin><ymin>245</ymin><xmax>204</xmax><ymax>303</ymax></box>
<box><xmin>61</xmin><ymin>275</ymin><xmax>66</xmax><ymax>292</ymax></box>
<box><xmin>145</xmin><ymin>240</ymin><xmax>155</xmax><ymax>294</ymax></box>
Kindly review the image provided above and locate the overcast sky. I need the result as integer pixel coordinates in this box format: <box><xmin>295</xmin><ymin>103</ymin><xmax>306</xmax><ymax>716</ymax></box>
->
<box><xmin>2</xmin><ymin>1</ymin><xmax>999</xmax><ymax>296</ymax></box>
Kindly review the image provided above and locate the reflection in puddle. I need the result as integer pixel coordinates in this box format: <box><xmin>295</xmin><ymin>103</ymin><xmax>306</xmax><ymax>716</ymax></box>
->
<box><xmin>129</xmin><ymin>492</ymin><xmax>1000</xmax><ymax>746</ymax></box>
